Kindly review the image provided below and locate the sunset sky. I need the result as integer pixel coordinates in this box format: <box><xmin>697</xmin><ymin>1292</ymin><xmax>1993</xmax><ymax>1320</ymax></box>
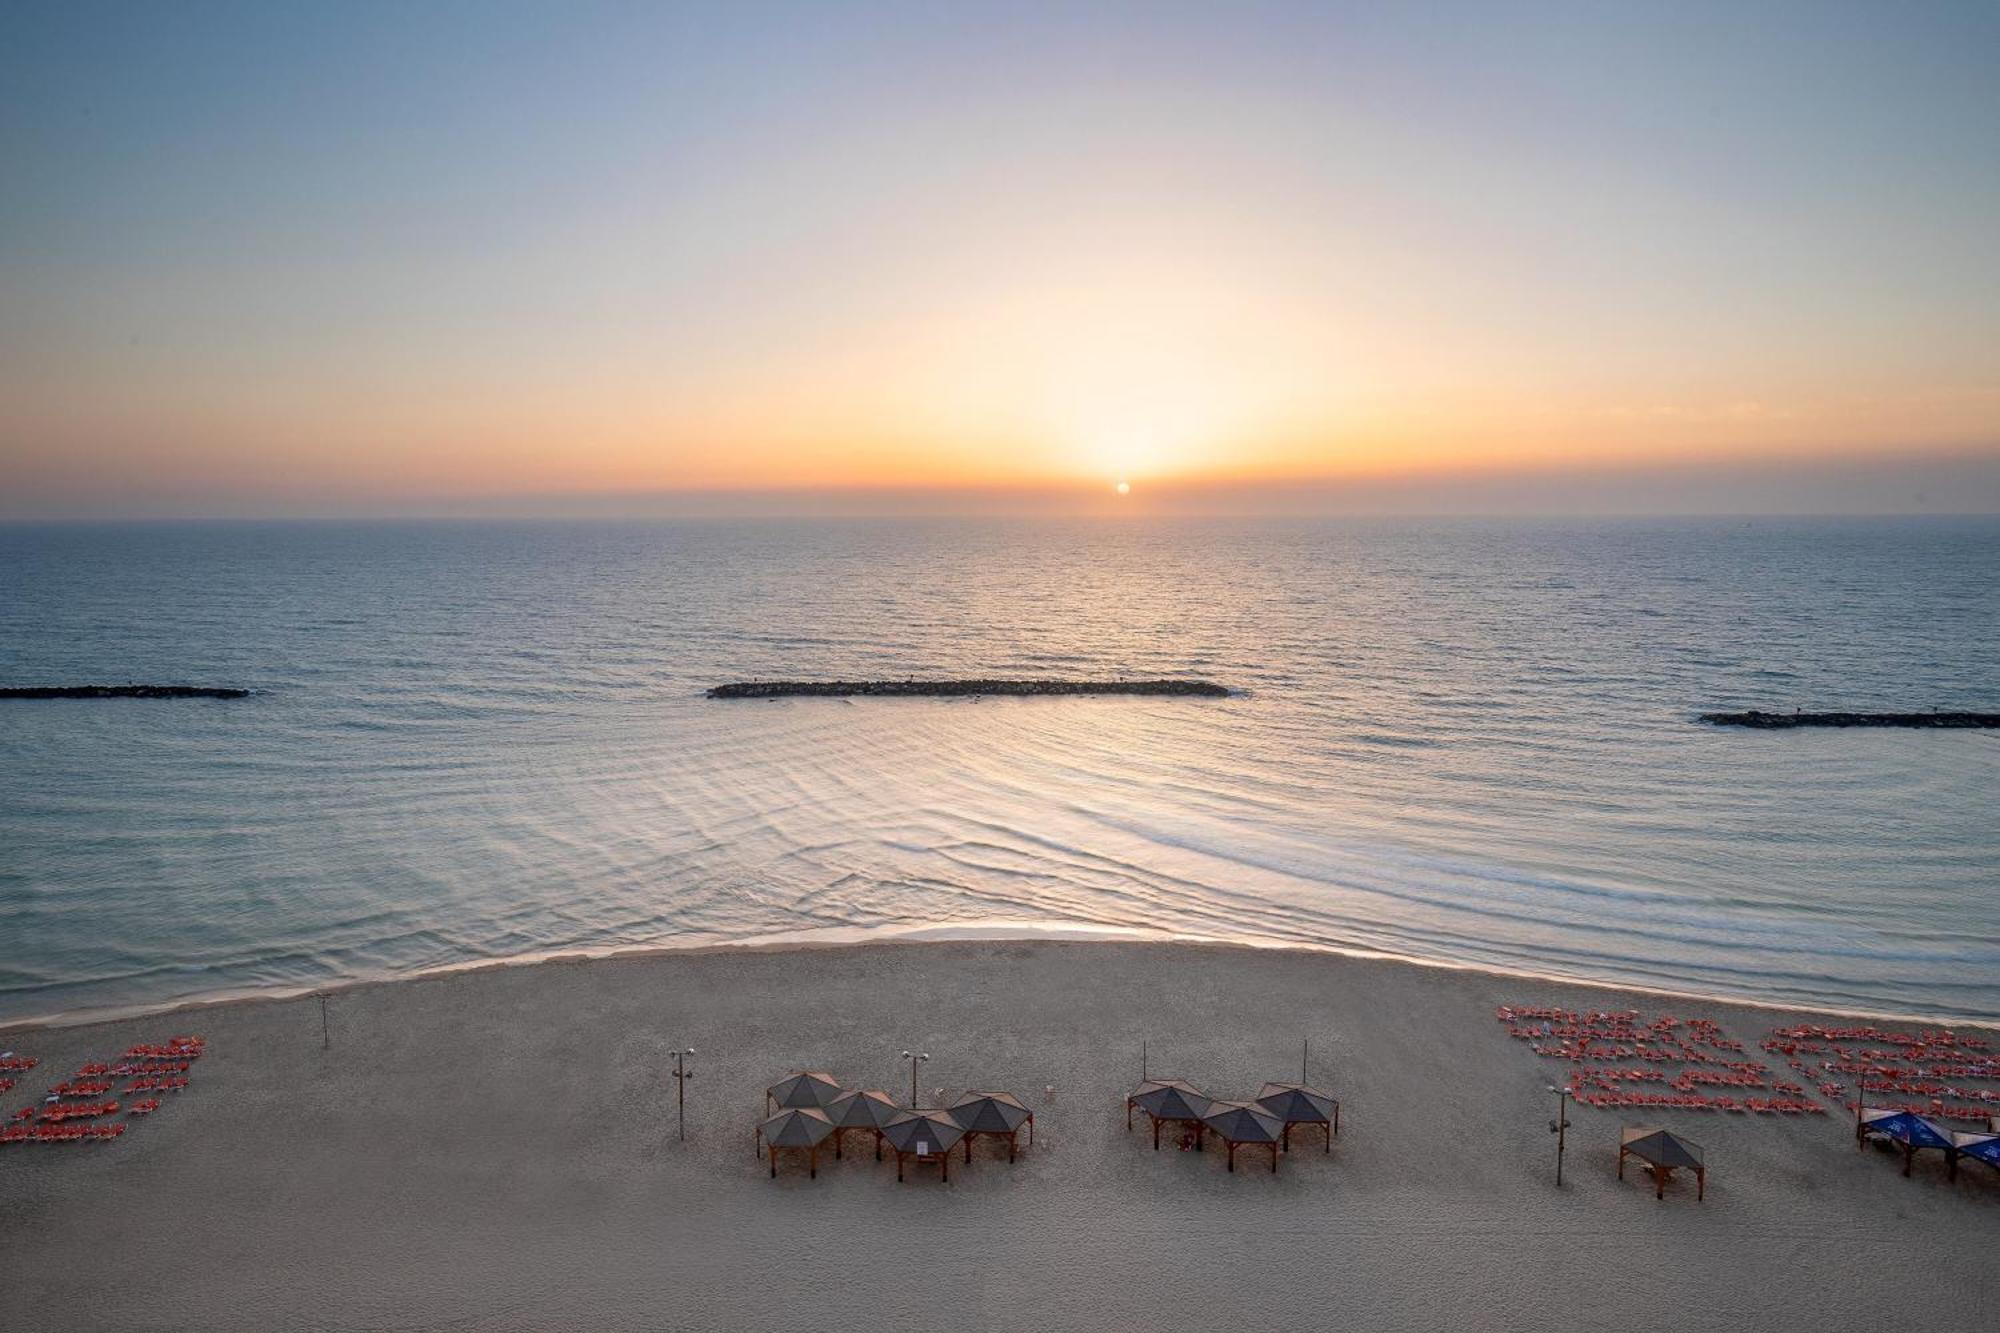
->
<box><xmin>4</xmin><ymin>1</ymin><xmax>1997</xmax><ymax>517</ymax></box>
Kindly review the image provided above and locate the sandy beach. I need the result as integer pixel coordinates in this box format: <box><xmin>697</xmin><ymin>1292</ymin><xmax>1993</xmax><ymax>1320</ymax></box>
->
<box><xmin>2</xmin><ymin>939</ymin><xmax>1993</xmax><ymax>1332</ymax></box>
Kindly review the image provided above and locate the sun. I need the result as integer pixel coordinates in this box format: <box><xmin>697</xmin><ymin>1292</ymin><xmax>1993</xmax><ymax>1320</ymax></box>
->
<box><xmin>1114</xmin><ymin>480</ymin><xmax>1131</xmax><ymax>496</ymax></box>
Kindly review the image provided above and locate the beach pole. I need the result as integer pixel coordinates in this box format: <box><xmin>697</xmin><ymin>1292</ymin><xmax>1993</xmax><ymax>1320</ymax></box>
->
<box><xmin>319</xmin><ymin>995</ymin><xmax>329</xmax><ymax>1050</ymax></box>
<box><xmin>672</xmin><ymin>1048</ymin><xmax>695</xmax><ymax>1142</ymax></box>
<box><xmin>1302</xmin><ymin>1037</ymin><xmax>1308</xmax><ymax>1083</ymax></box>
<box><xmin>1548</xmin><ymin>1084</ymin><xmax>1572</xmax><ymax>1186</ymax></box>
<box><xmin>902</xmin><ymin>1050</ymin><xmax>930</xmax><ymax>1107</ymax></box>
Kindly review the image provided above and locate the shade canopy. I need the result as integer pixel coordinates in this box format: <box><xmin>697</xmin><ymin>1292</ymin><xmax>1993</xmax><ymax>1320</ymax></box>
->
<box><xmin>1950</xmin><ymin>1132</ymin><xmax>2000</xmax><ymax>1166</ymax></box>
<box><xmin>1860</xmin><ymin>1109</ymin><xmax>1953</xmax><ymax>1151</ymax></box>
<box><xmin>758</xmin><ymin>1106</ymin><xmax>835</xmax><ymax>1148</ymax></box>
<box><xmin>1620</xmin><ymin>1126</ymin><xmax>1705</xmax><ymax>1170</ymax></box>
<box><xmin>1255</xmin><ymin>1082</ymin><xmax>1337</xmax><ymax>1124</ymax></box>
<box><xmin>826</xmin><ymin>1088</ymin><xmax>903</xmax><ymax>1131</ymax></box>
<box><xmin>767</xmin><ymin>1071</ymin><xmax>842</xmax><ymax>1109</ymax></box>
<box><xmin>1201</xmin><ymin>1100</ymin><xmax>1284</xmax><ymax>1144</ymax></box>
<box><xmin>949</xmin><ymin>1091</ymin><xmax>1032</xmax><ymax>1134</ymax></box>
<box><xmin>1129</xmin><ymin>1079</ymin><xmax>1213</xmax><ymax>1123</ymax></box>
<box><xmin>880</xmin><ymin>1109</ymin><xmax>966</xmax><ymax>1156</ymax></box>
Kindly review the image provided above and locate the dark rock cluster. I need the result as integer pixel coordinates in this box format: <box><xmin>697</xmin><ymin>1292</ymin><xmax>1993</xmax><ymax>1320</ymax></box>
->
<box><xmin>708</xmin><ymin>679</ymin><xmax>1230</xmax><ymax>700</ymax></box>
<box><xmin>0</xmin><ymin>685</ymin><xmax>252</xmax><ymax>700</ymax></box>
<box><xmin>1700</xmin><ymin>710</ymin><xmax>1999</xmax><ymax>729</ymax></box>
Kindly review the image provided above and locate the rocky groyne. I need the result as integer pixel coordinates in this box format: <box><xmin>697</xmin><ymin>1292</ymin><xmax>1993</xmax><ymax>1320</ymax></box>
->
<box><xmin>708</xmin><ymin>679</ymin><xmax>1230</xmax><ymax>700</ymax></box>
<box><xmin>1700</xmin><ymin>710</ymin><xmax>1999</xmax><ymax>729</ymax></box>
<box><xmin>0</xmin><ymin>685</ymin><xmax>252</xmax><ymax>700</ymax></box>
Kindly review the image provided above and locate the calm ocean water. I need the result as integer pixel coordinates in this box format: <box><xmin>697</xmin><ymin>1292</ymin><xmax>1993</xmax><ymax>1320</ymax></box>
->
<box><xmin>2</xmin><ymin>517</ymin><xmax>1996</xmax><ymax>1024</ymax></box>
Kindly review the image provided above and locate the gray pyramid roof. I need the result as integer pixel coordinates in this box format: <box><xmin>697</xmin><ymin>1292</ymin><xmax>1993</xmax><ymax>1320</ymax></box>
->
<box><xmin>826</xmin><ymin>1088</ymin><xmax>904</xmax><ymax>1130</ymax></box>
<box><xmin>1130</xmin><ymin>1079</ymin><xmax>1213</xmax><ymax>1122</ymax></box>
<box><xmin>759</xmin><ymin>1106</ymin><xmax>835</xmax><ymax>1148</ymax></box>
<box><xmin>1201</xmin><ymin>1100</ymin><xmax>1284</xmax><ymax>1143</ymax></box>
<box><xmin>948</xmin><ymin>1090</ymin><xmax>1031</xmax><ymax>1133</ymax></box>
<box><xmin>880</xmin><ymin>1109</ymin><xmax>966</xmax><ymax>1155</ymax></box>
<box><xmin>1620</xmin><ymin>1126</ymin><xmax>1705</xmax><ymax>1170</ymax></box>
<box><xmin>767</xmin><ymin>1071</ymin><xmax>842</xmax><ymax>1108</ymax></box>
<box><xmin>1255</xmin><ymin>1082</ymin><xmax>1337</xmax><ymax>1124</ymax></box>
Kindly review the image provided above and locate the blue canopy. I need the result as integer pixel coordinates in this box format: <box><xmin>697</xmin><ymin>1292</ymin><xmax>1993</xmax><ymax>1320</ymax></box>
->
<box><xmin>1952</xmin><ymin>1132</ymin><xmax>2000</xmax><ymax>1166</ymax></box>
<box><xmin>1860</xmin><ymin>1110</ymin><xmax>1952</xmax><ymax>1150</ymax></box>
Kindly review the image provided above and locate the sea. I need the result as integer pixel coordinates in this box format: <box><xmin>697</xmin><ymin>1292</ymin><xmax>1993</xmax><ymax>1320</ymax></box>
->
<box><xmin>2</xmin><ymin>516</ymin><xmax>1996</xmax><ymax>1025</ymax></box>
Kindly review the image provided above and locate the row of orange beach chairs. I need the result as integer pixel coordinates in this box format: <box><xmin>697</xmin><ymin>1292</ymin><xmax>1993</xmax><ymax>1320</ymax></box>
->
<box><xmin>1760</xmin><ymin>1025</ymin><xmax>1999</xmax><ymax>1122</ymax></box>
<box><xmin>1576</xmin><ymin>1089</ymin><xmax>1824</xmax><ymax>1114</ymax></box>
<box><xmin>1498</xmin><ymin>1005</ymin><xmax>1794</xmax><ymax>1114</ymax></box>
<box><xmin>1500</xmin><ymin>1004</ymin><xmax>2000</xmax><ymax>1124</ymax></box>
<box><xmin>1</xmin><ymin>1123</ymin><xmax>126</xmax><ymax>1144</ymax></box>
<box><xmin>1856</xmin><ymin>1100</ymin><xmax>1996</xmax><ymax>1124</ymax></box>
<box><xmin>1571</xmin><ymin>1064</ymin><xmax>1810</xmax><ymax>1094</ymax></box>
<box><xmin>1497</xmin><ymin>1009</ymin><xmax>1753</xmax><ymax>1069</ymax></box>
<box><xmin>1768</xmin><ymin>1022</ymin><xmax>1991</xmax><ymax>1051</ymax></box>
<box><xmin>0</xmin><ymin>1036</ymin><xmax>204</xmax><ymax>1148</ymax></box>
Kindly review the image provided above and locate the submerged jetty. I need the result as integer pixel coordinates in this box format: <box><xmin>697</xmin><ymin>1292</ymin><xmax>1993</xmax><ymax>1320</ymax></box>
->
<box><xmin>708</xmin><ymin>679</ymin><xmax>1230</xmax><ymax>700</ymax></box>
<box><xmin>0</xmin><ymin>685</ymin><xmax>252</xmax><ymax>700</ymax></box>
<box><xmin>1700</xmin><ymin>710</ymin><xmax>2000</xmax><ymax>730</ymax></box>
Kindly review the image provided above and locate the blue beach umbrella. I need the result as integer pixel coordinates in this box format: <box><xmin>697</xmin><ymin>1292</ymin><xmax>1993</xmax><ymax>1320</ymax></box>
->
<box><xmin>1857</xmin><ymin>1109</ymin><xmax>1953</xmax><ymax>1178</ymax></box>
<box><xmin>1947</xmin><ymin>1131</ymin><xmax>2000</xmax><ymax>1182</ymax></box>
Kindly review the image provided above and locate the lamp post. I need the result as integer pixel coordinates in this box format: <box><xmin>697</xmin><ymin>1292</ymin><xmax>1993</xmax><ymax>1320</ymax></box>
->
<box><xmin>901</xmin><ymin>1049</ymin><xmax>930</xmax><ymax>1107</ymax></box>
<box><xmin>1548</xmin><ymin>1083</ymin><xmax>1572</xmax><ymax>1186</ymax></box>
<box><xmin>672</xmin><ymin>1048</ymin><xmax>694</xmax><ymax>1142</ymax></box>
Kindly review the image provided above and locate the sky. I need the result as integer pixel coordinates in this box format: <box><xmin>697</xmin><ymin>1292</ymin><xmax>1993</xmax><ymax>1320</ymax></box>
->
<box><xmin>3</xmin><ymin>0</ymin><xmax>1997</xmax><ymax>518</ymax></box>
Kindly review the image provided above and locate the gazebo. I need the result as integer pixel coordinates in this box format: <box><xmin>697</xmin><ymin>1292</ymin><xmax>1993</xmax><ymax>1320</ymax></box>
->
<box><xmin>1857</xmin><ymin>1109</ymin><xmax>1954</xmax><ymax>1178</ymax></box>
<box><xmin>766</xmin><ymin>1071</ymin><xmax>842</xmax><ymax>1114</ymax></box>
<box><xmin>1946</xmin><ymin>1130</ymin><xmax>2000</xmax><ymax>1183</ymax></box>
<box><xmin>1127</xmin><ymin>1079</ymin><xmax>1213</xmax><ymax>1150</ymax></box>
<box><xmin>1255</xmin><ymin>1082</ymin><xmax>1339</xmax><ymax>1152</ymax></box>
<box><xmin>825</xmin><ymin>1088</ymin><xmax>903</xmax><ymax>1161</ymax></box>
<box><xmin>756</xmin><ymin>1106</ymin><xmax>835</xmax><ymax>1179</ymax></box>
<box><xmin>1200</xmin><ymin>1100</ymin><xmax>1286</xmax><ymax>1174</ymax></box>
<box><xmin>880</xmin><ymin>1109</ymin><xmax>967</xmax><ymax>1183</ymax></box>
<box><xmin>948</xmin><ymin>1091</ymin><xmax>1034</xmax><ymax>1163</ymax></box>
<box><xmin>1618</xmin><ymin>1126</ymin><xmax>1706</xmax><ymax>1200</ymax></box>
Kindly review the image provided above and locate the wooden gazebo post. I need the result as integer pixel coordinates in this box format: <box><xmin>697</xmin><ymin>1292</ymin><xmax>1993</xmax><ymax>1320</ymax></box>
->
<box><xmin>896</xmin><ymin>1144</ymin><xmax>950</xmax><ymax>1182</ymax></box>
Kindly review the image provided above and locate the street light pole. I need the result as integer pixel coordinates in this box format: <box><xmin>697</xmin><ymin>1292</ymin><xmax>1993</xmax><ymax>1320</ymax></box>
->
<box><xmin>1548</xmin><ymin>1083</ymin><xmax>1572</xmax><ymax>1185</ymax></box>
<box><xmin>902</xmin><ymin>1049</ymin><xmax>930</xmax><ymax>1107</ymax></box>
<box><xmin>672</xmin><ymin>1048</ymin><xmax>695</xmax><ymax>1141</ymax></box>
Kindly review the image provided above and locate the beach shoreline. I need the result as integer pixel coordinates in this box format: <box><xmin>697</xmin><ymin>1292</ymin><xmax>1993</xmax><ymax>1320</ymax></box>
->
<box><xmin>1</xmin><ymin>938</ymin><xmax>1992</xmax><ymax>1331</ymax></box>
<box><xmin>8</xmin><ymin>924</ymin><xmax>1996</xmax><ymax>1037</ymax></box>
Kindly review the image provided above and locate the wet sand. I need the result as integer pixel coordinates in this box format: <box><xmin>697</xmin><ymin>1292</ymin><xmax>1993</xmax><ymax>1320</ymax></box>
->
<box><xmin>1</xmin><ymin>940</ymin><xmax>1993</xmax><ymax>1332</ymax></box>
